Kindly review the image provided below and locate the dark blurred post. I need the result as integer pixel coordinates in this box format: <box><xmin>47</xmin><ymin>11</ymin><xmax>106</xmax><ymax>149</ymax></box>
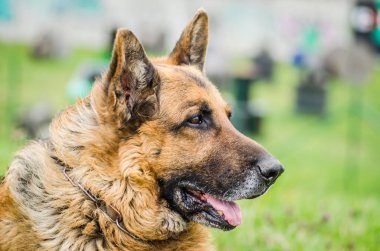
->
<box><xmin>253</xmin><ymin>49</ymin><xmax>274</xmax><ymax>83</ymax></box>
<box><xmin>232</xmin><ymin>50</ymin><xmax>275</xmax><ymax>135</ymax></box>
<box><xmin>292</xmin><ymin>23</ymin><xmax>325</xmax><ymax>115</ymax></box>
<box><xmin>295</xmin><ymin>70</ymin><xmax>327</xmax><ymax>116</ymax></box>
<box><xmin>233</xmin><ymin>75</ymin><xmax>261</xmax><ymax>134</ymax></box>
<box><xmin>234</xmin><ymin>76</ymin><xmax>250</xmax><ymax>133</ymax></box>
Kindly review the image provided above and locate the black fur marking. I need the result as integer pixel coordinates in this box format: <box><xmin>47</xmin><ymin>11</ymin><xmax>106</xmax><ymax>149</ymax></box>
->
<box><xmin>69</xmin><ymin>145</ymin><xmax>85</xmax><ymax>151</ymax></box>
<box><xmin>13</xmin><ymin>157</ymin><xmax>52</xmax><ymax>214</ymax></box>
<box><xmin>182</xmin><ymin>54</ymin><xmax>190</xmax><ymax>65</ymax></box>
<box><xmin>115</xmin><ymin>90</ymin><xmax>123</xmax><ymax>99</ymax></box>
<box><xmin>55</xmin><ymin>204</ymin><xmax>70</xmax><ymax>214</ymax></box>
<box><xmin>153</xmin><ymin>148</ymin><xmax>162</xmax><ymax>156</ymax></box>
<box><xmin>144</xmin><ymin>62</ymin><xmax>156</xmax><ymax>89</ymax></box>
<box><xmin>106</xmin><ymin>51</ymin><xmax>119</xmax><ymax>84</ymax></box>
<box><xmin>68</xmin><ymin>130</ymin><xmax>81</xmax><ymax>135</ymax></box>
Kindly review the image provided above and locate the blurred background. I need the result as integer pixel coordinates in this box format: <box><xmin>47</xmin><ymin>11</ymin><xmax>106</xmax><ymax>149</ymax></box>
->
<box><xmin>0</xmin><ymin>0</ymin><xmax>380</xmax><ymax>250</ymax></box>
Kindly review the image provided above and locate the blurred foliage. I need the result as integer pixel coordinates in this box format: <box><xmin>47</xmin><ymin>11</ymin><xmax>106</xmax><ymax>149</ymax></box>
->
<box><xmin>0</xmin><ymin>43</ymin><xmax>380</xmax><ymax>250</ymax></box>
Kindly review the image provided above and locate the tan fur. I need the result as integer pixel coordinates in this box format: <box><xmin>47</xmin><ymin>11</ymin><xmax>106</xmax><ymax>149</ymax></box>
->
<box><xmin>0</xmin><ymin>9</ymin><xmax>281</xmax><ymax>251</ymax></box>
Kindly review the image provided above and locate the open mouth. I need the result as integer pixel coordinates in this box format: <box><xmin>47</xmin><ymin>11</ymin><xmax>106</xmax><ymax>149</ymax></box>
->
<box><xmin>171</xmin><ymin>185</ymin><xmax>243</xmax><ymax>231</ymax></box>
<box><xmin>188</xmin><ymin>189</ymin><xmax>242</xmax><ymax>226</ymax></box>
<box><xmin>160</xmin><ymin>166</ymin><xmax>281</xmax><ymax>231</ymax></box>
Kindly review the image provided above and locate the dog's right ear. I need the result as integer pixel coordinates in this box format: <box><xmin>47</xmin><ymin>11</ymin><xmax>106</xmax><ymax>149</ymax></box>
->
<box><xmin>102</xmin><ymin>29</ymin><xmax>159</xmax><ymax>129</ymax></box>
<box><xmin>168</xmin><ymin>9</ymin><xmax>208</xmax><ymax>72</ymax></box>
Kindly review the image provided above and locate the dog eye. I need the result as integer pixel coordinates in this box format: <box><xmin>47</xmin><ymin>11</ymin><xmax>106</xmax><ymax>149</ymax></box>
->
<box><xmin>188</xmin><ymin>115</ymin><xmax>203</xmax><ymax>125</ymax></box>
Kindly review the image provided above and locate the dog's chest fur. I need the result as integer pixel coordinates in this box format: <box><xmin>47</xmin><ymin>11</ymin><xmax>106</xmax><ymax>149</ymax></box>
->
<box><xmin>4</xmin><ymin>142</ymin><xmax>108</xmax><ymax>250</ymax></box>
<box><xmin>0</xmin><ymin>108</ymin><xmax>212</xmax><ymax>251</ymax></box>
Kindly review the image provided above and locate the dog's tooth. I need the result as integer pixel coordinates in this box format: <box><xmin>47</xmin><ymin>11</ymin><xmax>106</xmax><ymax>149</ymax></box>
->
<box><xmin>217</xmin><ymin>210</ymin><xmax>224</xmax><ymax>216</ymax></box>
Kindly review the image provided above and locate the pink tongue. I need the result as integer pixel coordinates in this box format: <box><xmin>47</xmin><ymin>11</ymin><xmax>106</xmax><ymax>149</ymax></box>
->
<box><xmin>204</xmin><ymin>194</ymin><xmax>242</xmax><ymax>226</ymax></box>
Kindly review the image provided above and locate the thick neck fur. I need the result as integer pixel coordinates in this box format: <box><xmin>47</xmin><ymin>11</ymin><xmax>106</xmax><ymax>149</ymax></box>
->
<box><xmin>4</xmin><ymin>82</ymin><xmax>211</xmax><ymax>250</ymax></box>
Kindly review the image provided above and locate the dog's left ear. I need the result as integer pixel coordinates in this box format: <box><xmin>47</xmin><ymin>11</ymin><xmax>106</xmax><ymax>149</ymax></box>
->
<box><xmin>104</xmin><ymin>29</ymin><xmax>159</xmax><ymax>129</ymax></box>
<box><xmin>168</xmin><ymin>9</ymin><xmax>208</xmax><ymax>71</ymax></box>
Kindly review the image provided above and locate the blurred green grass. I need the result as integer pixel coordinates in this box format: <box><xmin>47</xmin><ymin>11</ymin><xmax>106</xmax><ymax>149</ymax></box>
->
<box><xmin>1</xmin><ymin>43</ymin><xmax>380</xmax><ymax>250</ymax></box>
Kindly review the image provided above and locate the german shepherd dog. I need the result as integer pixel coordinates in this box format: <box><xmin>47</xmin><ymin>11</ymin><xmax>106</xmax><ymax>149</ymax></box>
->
<box><xmin>0</xmin><ymin>10</ymin><xmax>283</xmax><ymax>251</ymax></box>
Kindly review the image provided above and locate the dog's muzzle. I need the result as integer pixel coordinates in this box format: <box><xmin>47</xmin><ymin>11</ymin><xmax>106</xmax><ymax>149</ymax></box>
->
<box><xmin>160</xmin><ymin>155</ymin><xmax>284</xmax><ymax>231</ymax></box>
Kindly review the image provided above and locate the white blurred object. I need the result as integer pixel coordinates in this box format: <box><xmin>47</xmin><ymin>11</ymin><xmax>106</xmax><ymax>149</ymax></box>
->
<box><xmin>338</xmin><ymin>43</ymin><xmax>374</xmax><ymax>85</ymax></box>
<box><xmin>18</xmin><ymin>103</ymin><xmax>53</xmax><ymax>139</ymax></box>
<box><xmin>32</xmin><ymin>31</ymin><xmax>70</xmax><ymax>59</ymax></box>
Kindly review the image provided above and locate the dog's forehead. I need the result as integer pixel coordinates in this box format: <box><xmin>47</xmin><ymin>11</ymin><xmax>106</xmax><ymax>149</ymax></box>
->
<box><xmin>156</xmin><ymin>64</ymin><xmax>208</xmax><ymax>87</ymax></box>
<box><xmin>155</xmin><ymin>64</ymin><xmax>227</xmax><ymax>111</ymax></box>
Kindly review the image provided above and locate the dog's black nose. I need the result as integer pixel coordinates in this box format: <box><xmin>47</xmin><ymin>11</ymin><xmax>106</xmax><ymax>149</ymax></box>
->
<box><xmin>257</xmin><ymin>157</ymin><xmax>284</xmax><ymax>183</ymax></box>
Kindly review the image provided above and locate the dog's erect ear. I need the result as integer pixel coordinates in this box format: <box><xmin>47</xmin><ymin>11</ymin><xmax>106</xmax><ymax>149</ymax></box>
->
<box><xmin>105</xmin><ymin>29</ymin><xmax>159</xmax><ymax>129</ymax></box>
<box><xmin>168</xmin><ymin>9</ymin><xmax>208</xmax><ymax>71</ymax></box>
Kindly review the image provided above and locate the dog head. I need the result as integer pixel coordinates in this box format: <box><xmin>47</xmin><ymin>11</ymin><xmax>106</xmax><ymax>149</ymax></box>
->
<box><xmin>93</xmin><ymin>9</ymin><xmax>283</xmax><ymax>232</ymax></box>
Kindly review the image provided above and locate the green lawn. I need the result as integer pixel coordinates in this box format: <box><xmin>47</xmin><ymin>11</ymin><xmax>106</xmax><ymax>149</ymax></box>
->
<box><xmin>1</xmin><ymin>43</ymin><xmax>380</xmax><ymax>250</ymax></box>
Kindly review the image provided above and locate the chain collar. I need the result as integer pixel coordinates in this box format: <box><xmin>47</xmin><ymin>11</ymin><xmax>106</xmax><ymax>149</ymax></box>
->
<box><xmin>51</xmin><ymin>156</ymin><xmax>159</xmax><ymax>245</ymax></box>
